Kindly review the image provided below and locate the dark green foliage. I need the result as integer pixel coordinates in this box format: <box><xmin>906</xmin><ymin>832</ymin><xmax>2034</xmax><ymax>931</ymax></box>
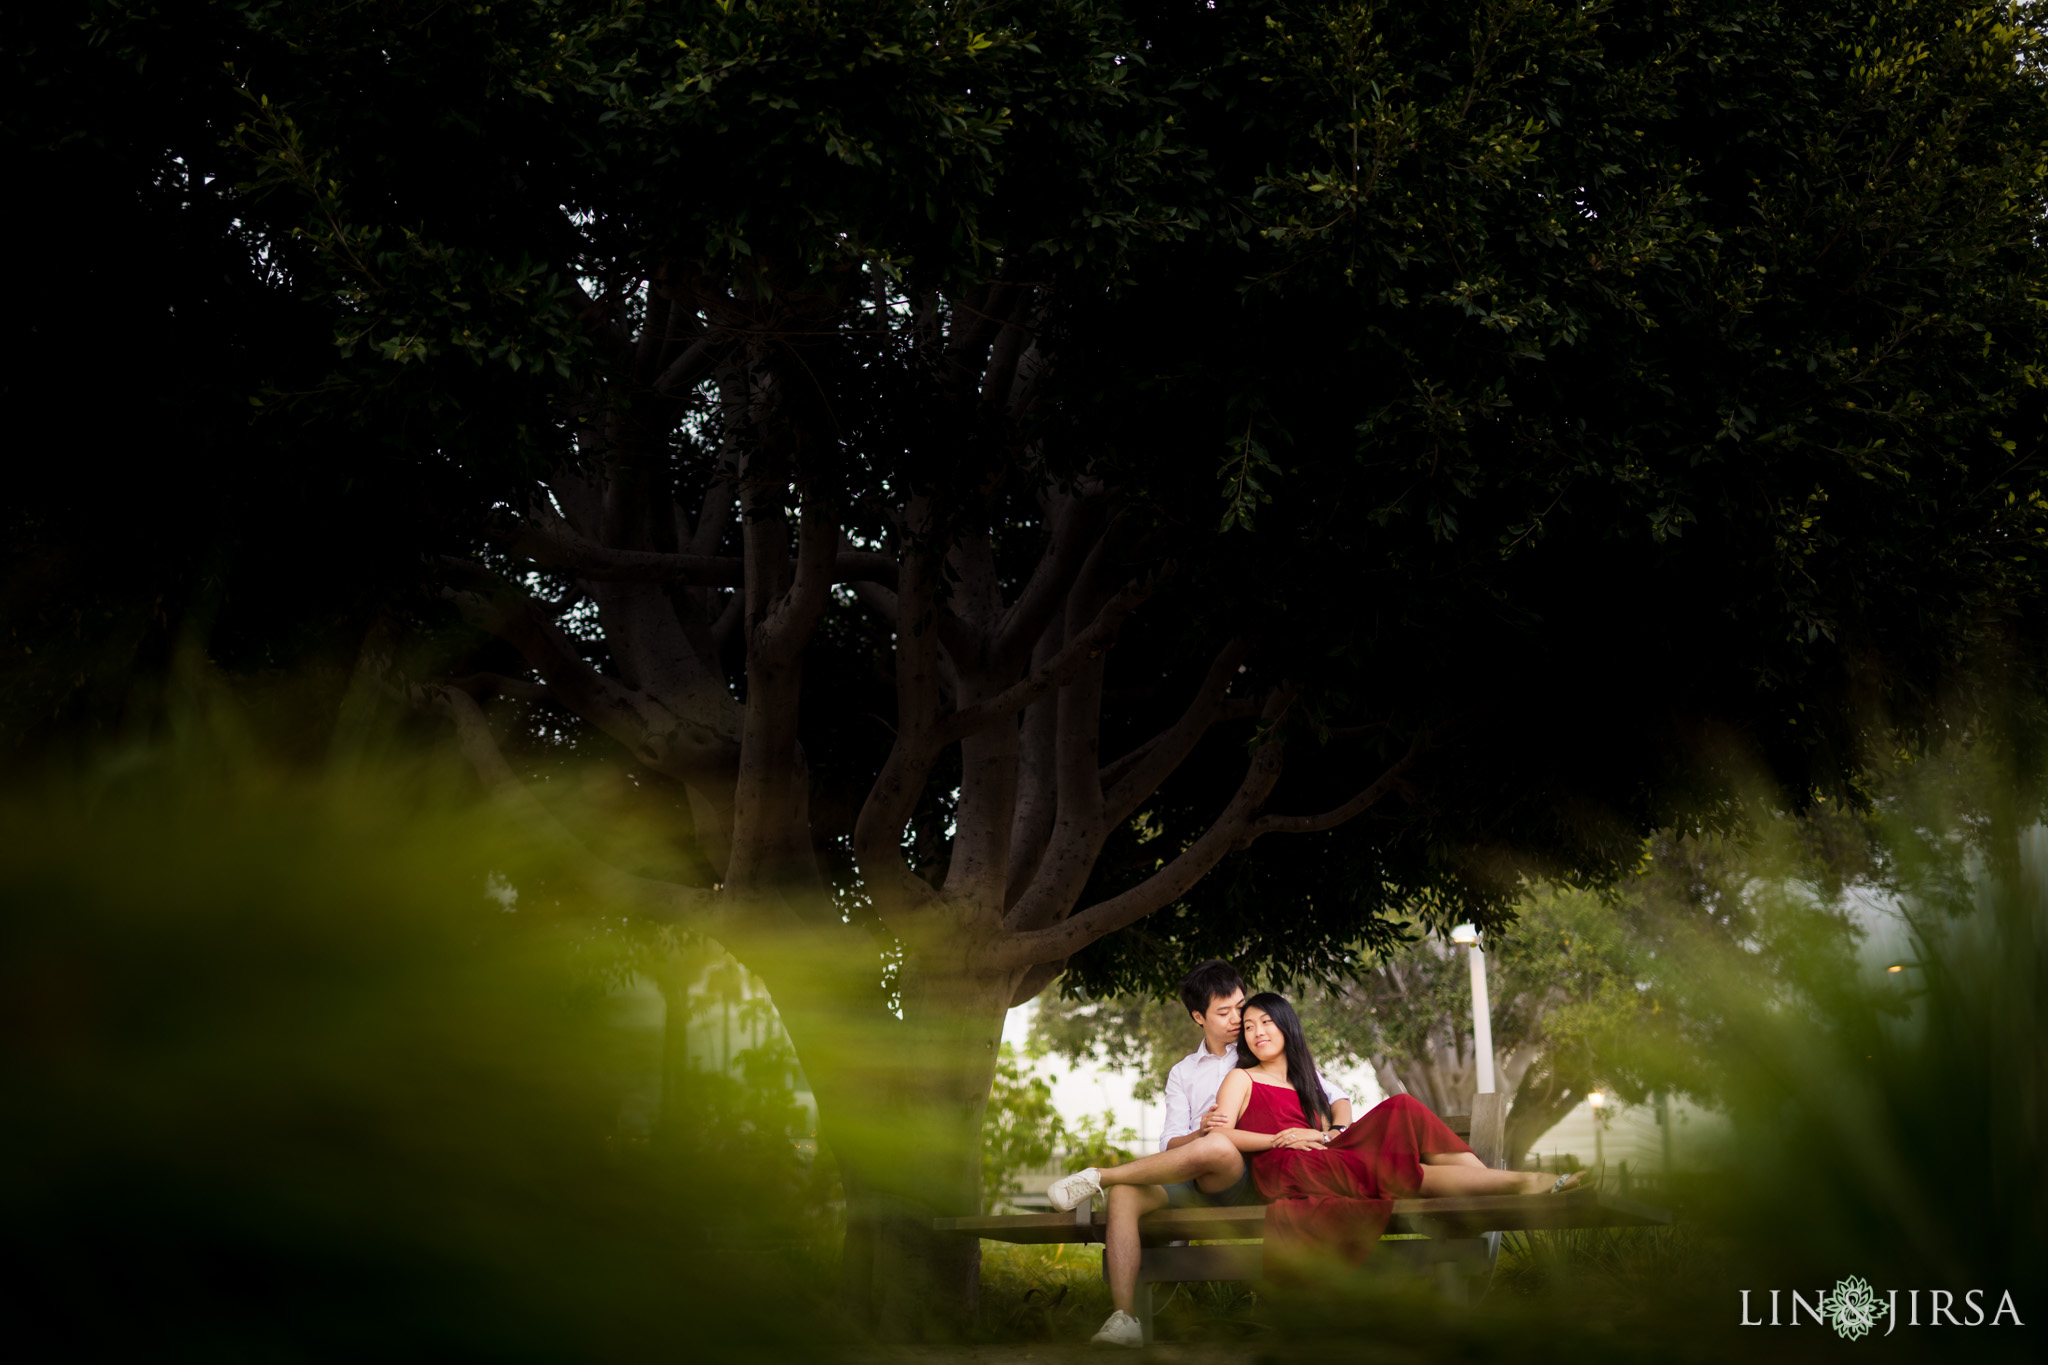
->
<box><xmin>0</xmin><ymin>6</ymin><xmax>489</xmax><ymax>744</ymax></box>
<box><xmin>1705</xmin><ymin>738</ymin><xmax>2048</xmax><ymax>1303</ymax></box>
<box><xmin>0</xmin><ymin>727</ymin><xmax>839</xmax><ymax>1358</ymax></box>
<box><xmin>1055</xmin><ymin>0</ymin><xmax>2048</xmax><ymax>996</ymax></box>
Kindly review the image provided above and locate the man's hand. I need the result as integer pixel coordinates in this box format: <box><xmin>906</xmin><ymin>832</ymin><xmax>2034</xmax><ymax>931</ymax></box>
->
<box><xmin>1197</xmin><ymin>1102</ymin><xmax>1233</xmax><ymax>1133</ymax></box>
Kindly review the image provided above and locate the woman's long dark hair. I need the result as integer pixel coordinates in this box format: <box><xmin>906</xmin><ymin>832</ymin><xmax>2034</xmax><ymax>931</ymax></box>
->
<box><xmin>1235</xmin><ymin>991</ymin><xmax>1333</xmax><ymax>1129</ymax></box>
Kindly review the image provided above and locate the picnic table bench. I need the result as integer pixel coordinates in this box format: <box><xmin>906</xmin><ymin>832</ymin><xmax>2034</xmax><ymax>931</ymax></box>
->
<box><xmin>932</xmin><ymin>1094</ymin><xmax>1673</xmax><ymax>1344</ymax></box>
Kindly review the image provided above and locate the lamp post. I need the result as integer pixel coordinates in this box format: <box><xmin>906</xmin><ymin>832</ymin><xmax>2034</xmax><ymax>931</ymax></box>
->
<box><xmin>1587</xmin><ymin>1089</ymin><xmax>1607</xmax><ymax>1167</ymax></box>
<box><xmin>1450</xmin><ymin>923</ymin><xmax>1495</xmax><ymax>1094</ymax></box>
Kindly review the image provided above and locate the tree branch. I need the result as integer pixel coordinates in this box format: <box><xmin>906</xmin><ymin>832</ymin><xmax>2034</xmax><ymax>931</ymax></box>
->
<box><xmin>938</xmin><ymin>570</ymin><xmax>1161</xmax><ymax>745</ymax></box>
<box><xmin>438</xmin><ymin>559</ymin><xmax>660</xmax><ymax>751</ymax></box>
<box><xmin>990</xmin><ymin>494</ymin><xmax>1108</xmax><ymax>672</ymax></box>
<box><xmin>509</xmin><ymin>517</ymin><xmax>744</xmax><ymax>584</ymax></box>
<box><xmin>1234</xmin><ymin>731</ymin><xmax>1426</xmax><ymax>846</ymax></box>
<box><xmin>998</xmin><ymin>544</ymin><xmax>1139</xmax><ymax>931</ymax></box>
<box><xmin>982</xmin><ymin>691</ymin><xmax>1295</xmax><ymax>970</ymax></box>
<box><xmin>447</xmin><ymin>672</ymin><xmax>553</xmax><ymax>704</ymax></box>
<box><xmin>1008</xmin><ymin>957</ymin><xmax>1067</xmax><ymax>1009</ymax></box>
<box><xmin>568</xmin><ymin>280</ymin><xmax>634</xmax><ymax>364</ymax></box>
<box><xmin>504</xmin><ymin>515</ymin><xmax>898</xmax><ymax>587</ymax></box>
<box><xmin>1100</xmin><ymin>639</ymin><xmax>1253</xmax><ymax>829</ymax></box>
<box><xmin>688</xmin><ymin>479</ymin><xmax>734</xmax><ymax>556</ymax></box>
<box><xmin>851</xmin><ymin>513</ymin><xmax>948</xmax><ymax>920</ymax></box>
<box><xmin>1096</xmin><ymin>698</ymin><xmax>1261</xmax><ymax>792</ymax></box>
<box><xmin>631</xmin><ymin>282</ymin><xmax>676</xmax><ymax>388</ymax></box>
<box><xmin>653</xmin><ymin>331</ymin><xmax>725</xmax><ymax>396</ymax></box>
<box><xmin>711</xmin><ymin>589</ymin><xmax>744</xmax><ymax>657</ymax></box>
<box><xmin>434</xmin><ymin>686</ymin><xmax>729</xmax><ymax>930</ymax></box>
<box><xmin>755</xmin><ymin>497</ymin><xmax>839</xmax><ymax>661</ymax></box>
<box><xmin>943</xmin><ymin>282</ymin><xmax>1013</xmax><ymax>391</ymax></box>
<box><xmin>1004</xmin><ymin>625</ymin><xmax>1062</xmax><ymax>910</ymax></box>
<box><xmin>851</xmin><ymin>579</ymin><xmax>899</xmax><ymax>624</ymax></box>
<box><xmin>437</xmin><ymin>558</ymin><xmax>733</xmax><ymax>786</ymax></box>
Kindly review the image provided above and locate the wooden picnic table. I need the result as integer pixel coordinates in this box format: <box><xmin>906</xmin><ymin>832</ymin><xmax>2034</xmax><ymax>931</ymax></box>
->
<box><xmin>933</xmin><ymin>1185</ymin><xmax>1671</xmax><ymax>1245</ymax></box>
<box><xmin>931</xmin><ymin>1094</ymin><xmax>1674</xmax><ymax>1344</ymax></box>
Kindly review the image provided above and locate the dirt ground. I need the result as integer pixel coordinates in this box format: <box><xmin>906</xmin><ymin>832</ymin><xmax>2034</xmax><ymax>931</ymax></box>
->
<box><xmin>853</xmin><ymin>1341</ymin><xmax>1468</xmax><ymax>1365</ymax></box>
<box><xmin>855</xmin><ymin>1348</ymin><xmax>1253</xmax><ymax>1365</ymax></box>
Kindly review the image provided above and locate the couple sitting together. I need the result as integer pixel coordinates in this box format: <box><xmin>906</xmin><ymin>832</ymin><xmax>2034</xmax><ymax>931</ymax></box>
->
<box><xmin>1046</xmin><ymin>959</ymin><xmax>1585</xmax><ymax>1348</ymax></box>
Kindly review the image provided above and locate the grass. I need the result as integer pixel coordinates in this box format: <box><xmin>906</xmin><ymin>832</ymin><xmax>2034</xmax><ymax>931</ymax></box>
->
<box><xmin>977</xmin><ymin>1221</ymin><xmax>1740</xmax><ymax>1360</ymax></box>
<box><xmin>1495</xmin><ymin>1224</ymin><xmax>1716</xmax><ymax>1295</ymax></box>
<box><xmin>978</xmin><ymin>1240</ymin><xmax>1269</xmax><ymax>1344</ymax></box>
<box><xmin>976</xmin><ymin>1242</ymin><xmax>1113</xmax><ymax>1341</ymax></box>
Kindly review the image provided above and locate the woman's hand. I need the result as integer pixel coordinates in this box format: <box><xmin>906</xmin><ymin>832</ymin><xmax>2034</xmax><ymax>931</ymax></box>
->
<box><xmin>1269</xmin><ymin>1127</ymin><xmax>1334</xmax><ymax>1151</ymax></box>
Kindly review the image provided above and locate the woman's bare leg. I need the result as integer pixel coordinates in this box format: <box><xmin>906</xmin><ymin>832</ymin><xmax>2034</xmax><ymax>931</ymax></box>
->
<box><xmin>1416</xmin><ymin>1163</ymin><xmax>1562</xmax><ymax>1197</ymax></box>
<box><xmin>1420</xmin><ymin>1150</ymin><xmax>1487</xmax><ymax>1168</ymax></box>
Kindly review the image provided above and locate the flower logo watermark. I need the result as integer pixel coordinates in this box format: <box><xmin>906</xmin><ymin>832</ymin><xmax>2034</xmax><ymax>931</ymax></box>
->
<box><xmin>1824</xmin><ymin>1275</ymin><xmax>1881</xmax><ymax>1341</ymax></box>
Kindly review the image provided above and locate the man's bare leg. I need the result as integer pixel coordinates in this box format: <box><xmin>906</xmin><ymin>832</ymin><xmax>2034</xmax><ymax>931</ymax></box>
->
<box><xmin>1103</xmin><ymin>1183</ymin><xmax>1168</xmax><ymax>1315</ymax></box>
<box><xmin>1048</xmin><ymin>1133</ymin><xmax>1248</xmax><ymax>1218</ymax></box>
<box><xmin>1093</xmin><ymin>1132</ymin><xmax>1246</xmax><ymax>1192</ymax></box>
<box><xmin>1097</xmin><ymin>1133</ymin><xmax>1247</xmax><ymax>1314</ymax></box>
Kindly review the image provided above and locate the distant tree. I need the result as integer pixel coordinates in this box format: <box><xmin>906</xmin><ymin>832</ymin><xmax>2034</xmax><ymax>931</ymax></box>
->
<box><xmin>1308</xmin><ymin>891</ymin><xmax>1679</xmax><ymax>1166</ymax></box>
<box><xmin>48</xmin><ymin>0</ymin><xmax>2048</xmax><ymax>1332</ymax></box>
<box><xmin>980</xmin><ymin>1045</ymin><xmax>1067</xmax><ymax>1213</ymax></box>
<box><xmin>980</xmin><ymin>1043</ymin><xmax>1138</xmax><ymax>1210</ymax></box>
<box><xmin>1029</xmin><ymin>991</ymin><xmax>1200</xmax><ymax>1102</ymax></box>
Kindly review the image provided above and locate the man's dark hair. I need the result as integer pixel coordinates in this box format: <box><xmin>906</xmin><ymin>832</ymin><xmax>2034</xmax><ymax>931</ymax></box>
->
<box><xmin>1178</xmin><ymin>959</ymin><xmax>1245</xmax><ymax>1018</ymax></box>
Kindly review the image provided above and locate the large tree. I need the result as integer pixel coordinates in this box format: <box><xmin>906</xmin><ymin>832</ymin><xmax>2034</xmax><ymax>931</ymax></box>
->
<box><xmin>56</xmin><ymin>0</ymin><xmax>2048</xmax><ymax>1334</ymax></box>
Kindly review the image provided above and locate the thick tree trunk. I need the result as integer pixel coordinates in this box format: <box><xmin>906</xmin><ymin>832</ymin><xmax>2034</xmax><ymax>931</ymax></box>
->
<box><xmin>837</xmin><ymin>1160</ymin><xmax>982</xmax><ymax>1339</ymax></box>
<box><xmin>1503</xmin><ymin>1064</ymin><xmax>1584</xmax><ymax>1169</ymax></box>
<box><xmin>654</xmin><ymin>964</ymin><xmax>692</xmax><ymax>1149</ymax></box>
<box><xmin>836</xmin><ymin>967</ymin><xmax>1009</xmax><ymax>1336</ymax></box>
<box><xmin>741</xmin><ymin>936</ymin><xmax>1014</xmax><ymax>1338</ymax></box>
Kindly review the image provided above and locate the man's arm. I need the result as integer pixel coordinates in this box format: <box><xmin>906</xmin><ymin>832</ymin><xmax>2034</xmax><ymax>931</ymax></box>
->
<box><xmin>1166</xmin><ymin>1103</ymin><xmax>1218</xmax><ymax>1149</ymax></box>
<box><xmin>1319</xmin><ymin>1072</ymin><xmax>1353</xmax><ymax>1129</ymax></box>
<box><xmin>1158</xmin><ymin>1063</ymin><xmax>1194</xmax><ymax>1151</ymax></box>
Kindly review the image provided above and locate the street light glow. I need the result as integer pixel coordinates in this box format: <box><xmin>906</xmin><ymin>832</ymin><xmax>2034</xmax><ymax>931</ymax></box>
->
<box><xmin>1887</xmin><ymin>964</ymin><xmax>1904</xmax><ymax>973</ymax></box>
<box><xmin>1450</xmin><ymin>923</ymin><xmax>1479</xmax><ymax>944</ymax></box>
<box><xmin>1587</xmin><ymin>1090</ymin><xmax>1607</xmax><ymax>1108</ymax></box>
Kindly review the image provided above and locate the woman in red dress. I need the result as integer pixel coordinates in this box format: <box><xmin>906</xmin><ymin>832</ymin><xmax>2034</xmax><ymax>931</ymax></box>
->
<box><xmin>1213</xmin><ymin>992</ymin><xmax>1581</xmax><ymax>1262</ymax></box>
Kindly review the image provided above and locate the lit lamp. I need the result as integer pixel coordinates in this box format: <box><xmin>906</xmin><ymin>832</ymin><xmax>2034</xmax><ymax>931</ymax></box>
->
<box><xmin>1587</xmin><ymin>1089</ymin><xmax>1607</xmax><ymax>1166</ymax></box>
<box><xmin>1450</xmin><ymin>923</ymin><xmax>1495</xmax><ymax>1094</ymax></box>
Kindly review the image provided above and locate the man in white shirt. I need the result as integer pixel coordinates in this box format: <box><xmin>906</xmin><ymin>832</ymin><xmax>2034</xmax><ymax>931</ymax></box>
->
<box><xmin>1042</xmin><ymin>960</ymin><xmax>1349</xmax><ymax>1348</ymax></box>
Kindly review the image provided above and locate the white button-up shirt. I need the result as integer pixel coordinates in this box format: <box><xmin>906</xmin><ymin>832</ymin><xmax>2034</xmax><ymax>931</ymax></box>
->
<box><xmin>1157</xmin><ymin>1044</ymin><xmax>1350</xmax><ymax>1150</ymax></box>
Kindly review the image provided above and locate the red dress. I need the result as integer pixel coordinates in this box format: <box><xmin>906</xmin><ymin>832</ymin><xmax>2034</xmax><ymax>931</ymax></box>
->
<box><xmin>1238</xmin><ymin>1082</ymin><xmax>1472</xmax><ymax>1264</ymax></box>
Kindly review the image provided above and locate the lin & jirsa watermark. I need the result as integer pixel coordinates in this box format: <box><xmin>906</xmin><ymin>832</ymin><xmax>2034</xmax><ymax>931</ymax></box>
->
<box><xmin>1741</xmin><ymin>1276</ymin><xmax>2024</xmax><ymax>1339</ymax></box>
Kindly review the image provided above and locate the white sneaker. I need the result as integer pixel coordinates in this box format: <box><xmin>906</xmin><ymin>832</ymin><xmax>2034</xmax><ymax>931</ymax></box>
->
<box><xmin>1045</xmin><ymin>1167</ymin><xmax>1103</xmax><ymax>1211</ymax></box>
<box><xmin>1091</xmin><ymin>1309</ymin><xmax>1144</xmax><ymax>1347</ymax></box>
